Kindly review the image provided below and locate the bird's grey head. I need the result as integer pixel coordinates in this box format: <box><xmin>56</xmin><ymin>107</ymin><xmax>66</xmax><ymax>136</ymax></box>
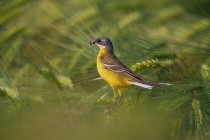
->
<box><xmin>89</xmin><ymin>37</ymin><xmax>113</xmax><ymax>53</ymax></box>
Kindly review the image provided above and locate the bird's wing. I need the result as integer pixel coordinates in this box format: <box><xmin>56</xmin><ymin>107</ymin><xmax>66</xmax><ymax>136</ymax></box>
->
<box><xmin>100</xmin><ymin>55</ymin><xmax>145</xmax><ymax>81</ymax></box>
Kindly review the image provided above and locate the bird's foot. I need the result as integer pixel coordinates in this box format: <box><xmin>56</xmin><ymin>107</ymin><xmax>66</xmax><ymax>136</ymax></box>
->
<box><xmin>104</xmin><ymin>107</ymin><xmax>117</xmax><ymax>114</ymax></box>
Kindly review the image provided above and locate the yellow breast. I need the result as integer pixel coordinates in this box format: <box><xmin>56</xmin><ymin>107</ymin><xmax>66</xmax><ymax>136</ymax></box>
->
<box><xmin>96</xmin><ymin>48</ymin><xmax>131</xmax><ymax>87</ymax></box>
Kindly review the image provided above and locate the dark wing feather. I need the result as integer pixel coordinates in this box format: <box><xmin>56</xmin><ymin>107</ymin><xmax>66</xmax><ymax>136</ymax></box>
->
<box><xmin>100</xmin><ymin>55</ymin><xmax>145</xmax><ymax>81</ymax></box>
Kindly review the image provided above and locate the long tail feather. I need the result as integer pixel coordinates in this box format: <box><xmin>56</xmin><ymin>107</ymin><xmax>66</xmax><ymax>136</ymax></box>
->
<box><xmin>128</xmin><ymin>81</ymin><xmax>172</xmax><ymax>89</ymax></box>
<box><xmin>127</xmin><ymin>81</ymin><xmax>154</xmax><ymax>89</ymax></box>
<box><xmin>158</xmin><ymin>83</ymin><xmax>172</xmax><ymax>86</ymax></box>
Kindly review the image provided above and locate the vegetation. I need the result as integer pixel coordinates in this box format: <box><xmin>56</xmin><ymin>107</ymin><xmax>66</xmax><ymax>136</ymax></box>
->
<box><xmin>0</xmin><ymin>0</ymin><xmax>210</xmax><ymax>140</ymax></box>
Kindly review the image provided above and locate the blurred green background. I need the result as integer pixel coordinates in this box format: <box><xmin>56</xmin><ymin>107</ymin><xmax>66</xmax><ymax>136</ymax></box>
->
<box><xmin>0</xmin><ymin>0</ymin><xmax>210</xmax><ymax>140</ymax></box>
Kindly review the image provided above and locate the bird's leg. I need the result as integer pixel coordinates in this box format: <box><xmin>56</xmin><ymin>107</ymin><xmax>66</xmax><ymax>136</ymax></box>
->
<box><xmin>110</xmin><ymin>88</ymin><xmax>122</xmax><ymax>109</ymax></box>
<box><xmin>114</xmin><ymin>88</ymin><xmax>122</xmax><ymax>104</ymax></box>
<box><xmin>105</xmin><ymin>87</ymin><xmax>123</xmax><ymax>113</ymax></box>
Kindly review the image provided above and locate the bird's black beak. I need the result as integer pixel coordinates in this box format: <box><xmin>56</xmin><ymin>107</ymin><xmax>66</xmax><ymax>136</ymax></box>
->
<box><xmin>89</xmin><ymin>39</ymin><xmax>98</xmax><ymax>45</ymax></box>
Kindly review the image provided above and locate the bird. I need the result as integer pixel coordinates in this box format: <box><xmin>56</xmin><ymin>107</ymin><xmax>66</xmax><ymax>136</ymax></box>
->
<box><xmin>89</xmin><ymin>37</ymin><xmax>171</xmax><ymax>110</ymax></box>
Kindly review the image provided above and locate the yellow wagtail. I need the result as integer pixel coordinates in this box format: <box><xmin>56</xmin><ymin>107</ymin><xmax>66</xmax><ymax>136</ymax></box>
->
<box><xmin>89</xmin><ymin>37</ymin><xmax>171</xmax><ymax>108</ymax></box>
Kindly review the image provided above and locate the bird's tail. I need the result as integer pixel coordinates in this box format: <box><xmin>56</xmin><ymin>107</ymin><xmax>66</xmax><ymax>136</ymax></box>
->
<box><xmin>127</xmin><ymin>81</ymin><xmax>172</xmax><ymax>89</ymax></box>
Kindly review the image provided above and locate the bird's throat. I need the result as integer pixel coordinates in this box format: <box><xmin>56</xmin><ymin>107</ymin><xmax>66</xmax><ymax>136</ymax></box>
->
<box><xmin>98</xmin><ymin>48</ymin><xmax>107</xmax><ymax>57</ymax></box>
<box><xmin>98</xmin><ymin>47</ymin><xmax>114</xmax><ymax>56</ymax></box>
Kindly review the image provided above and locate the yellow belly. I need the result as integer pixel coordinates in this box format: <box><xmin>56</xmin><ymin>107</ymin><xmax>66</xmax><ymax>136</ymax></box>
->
<box><xmin>97</xmin><ymin>61</ymin><xmax>130</xmax><ymax>87</ymax></box>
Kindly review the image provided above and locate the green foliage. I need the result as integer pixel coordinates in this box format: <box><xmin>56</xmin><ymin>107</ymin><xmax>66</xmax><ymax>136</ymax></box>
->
<box><xmin>131</xmin><ymin>58</ymin><xmax>162</xmax><ymax>72</ymax></box>
<box><xmin>21</xmin><ymin>46</ymin><xmax>73</xmax><ymax>90</ymax></box>
<box><xmin>192</xmin><ymin>99</ymin><xmax>203</xmax><ymax>129</ymax></box>
<box><xmin>0</xmin><ymin>0</ymin><xmax>210</xmax><ymax>140</ymax></box>
<box><xmin>0</xmin><ymin>80</ymin><xmax>19</xmax><ymax>99</ymax></box>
